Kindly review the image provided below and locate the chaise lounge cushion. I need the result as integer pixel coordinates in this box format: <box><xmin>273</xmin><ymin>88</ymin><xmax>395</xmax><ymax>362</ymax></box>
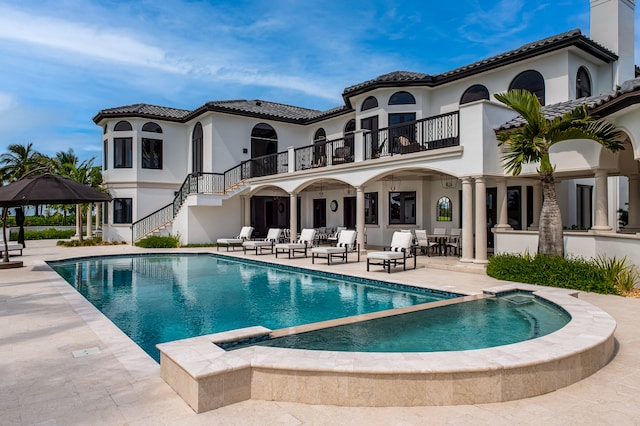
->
<box><xmin>274</xmin><ymin>229</ymin><xmax>316</xmax><ymax>258</ymax></box>
<box><xmin>366</xmin><ymin>232</ymin><xmax>415</xmax><ymax>273</ymax></box>
<box><xmin>311</xmin><ymin>230</ymin><xmax>359</xmax><ymax>264</ymax></box>
<box><xmin>217</xmin><ymin>226</ymin><xmax>254</xmax><ymax>251</ymax></box>
<box><xmin>243</xmin><ymin>228</ymin><xmax>282</xmax><ymax>254</ymax></box>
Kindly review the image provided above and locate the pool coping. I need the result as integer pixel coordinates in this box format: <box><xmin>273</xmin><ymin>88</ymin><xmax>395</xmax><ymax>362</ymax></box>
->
<box><xmin>157</xmin><ymin>282</ymin><xmax>616</xmax><ymax>412</ymax></box>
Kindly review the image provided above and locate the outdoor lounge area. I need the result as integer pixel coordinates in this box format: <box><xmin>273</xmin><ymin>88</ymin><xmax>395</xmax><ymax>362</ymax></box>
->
<box><xmin>2</xmin><ymin>239</ymin><xmax>640</xmax><ymax>424</ymax></box>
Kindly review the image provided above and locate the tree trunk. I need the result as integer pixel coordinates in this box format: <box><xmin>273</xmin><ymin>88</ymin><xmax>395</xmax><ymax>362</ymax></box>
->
<box><xmin>537</xmin><ymin>173</ymin><xmax>564</xmax><ymax>256</ymax></box>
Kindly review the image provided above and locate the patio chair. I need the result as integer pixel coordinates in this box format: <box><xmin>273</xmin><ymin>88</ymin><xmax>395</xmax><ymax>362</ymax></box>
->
<box><xmin>366</xmin><ymin>231</ymin><xmax>416</xmax><ymax>273</ymax></box>
<box><xmin>1</xmin><ymin>234</ymin><xmax>24</xmax><ymax>256</ymax></box>
<box><xmin>243</xmin><ymin>228</ymin><xmax>282</xmax><ymax>255</ymax></box>
<box><xmin>333</xmin><ymin>146</ymin><xmax>352</xmax><ymax>164</ymax></box>
<box><xmin>326</xmin><ymin>226</ymin><xmax>347</xmax><ymax>246</ymax></box>
<box><xmin>445</xmin><ymin>228</ymin><xmax>462</xmax><ymax>256</ymax></box>
<box><xmin>216</xmin><ymin>226</ymin><xmax>254</xmax><ymax>251</ymax></box>
<box><xmin>274</xmin><ymin>228</ymin><xmax>316</xmax><ymax>258</ymax></box>
<box><xmin>415</xmin><ymin>229</ymin><xmax>438</xmax><ymax>256</ymax></box>
<box><xmin>311</xmin><ymin>230</ymin><xmax>360</xmax><ymax>265</ymax></box>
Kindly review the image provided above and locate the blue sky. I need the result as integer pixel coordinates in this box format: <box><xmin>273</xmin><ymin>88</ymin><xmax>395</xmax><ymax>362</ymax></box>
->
<box><xmin>0</xmin><ymin>0</ymin><xmax>637</xmax><ymax>164</ymax></box>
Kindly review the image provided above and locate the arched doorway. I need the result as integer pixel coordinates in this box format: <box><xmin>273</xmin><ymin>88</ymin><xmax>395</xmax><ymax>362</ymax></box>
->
<box><xmin>251</xmin><ymin>123</ymin><xmax>278</xmax><ymax>177</ymax></box>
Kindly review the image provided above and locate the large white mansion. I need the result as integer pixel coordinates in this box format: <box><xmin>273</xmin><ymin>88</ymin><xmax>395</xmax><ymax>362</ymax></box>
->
<box><xmin>94</xmin><ymin>0</ymin><xmax>640</xmax><ymax>266</ymax></box>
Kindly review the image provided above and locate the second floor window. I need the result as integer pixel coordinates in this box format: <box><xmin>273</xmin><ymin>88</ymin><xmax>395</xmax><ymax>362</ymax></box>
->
<box><xmin>142</xmin><ymin>138</ymin><xmax>162</xmax><ymax>169</ymax></box>
<box><xmin>114</xmin><ymin>137</ymin><xmax>132</xmax><ymax>168</ymax></box>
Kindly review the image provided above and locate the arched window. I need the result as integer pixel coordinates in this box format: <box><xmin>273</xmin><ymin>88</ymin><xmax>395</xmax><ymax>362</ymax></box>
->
<box><xmin>509</xmin><ymin>70</ymin><xmax>545</xmax><ymax>105</ymax></box>
<box><xmin>576</xmin><ymin>66</ymin><xmax>592</xmax><ymax>99</ymax></box>
<box><xmin>388</xmin><ymin>91</ymin><xmax>416</xmax><ymax>105</ymax></box>
<box><xmin>436</xmin><ymin>196</ymin><xmax>452</xmax><ymax>221</ymax></box>
<box><xmin>142</xmin><ymin>122</ymin><xmax>163</xmax><ymax>133</ymax></box>
<box><xmin>460</xmin><ymin>84</ymin><xmax>490</xmax><ymax>105</ymax></box>
<box><xmin>313</xmin><ymin>128</ymin><xmax>327</xmax><ymax>167</ymax></box>
<box><xmin>361</xmin><ymin>96</ymin><xmax>378</xmax><ymax>111</ymax></box>
<box><xmin>192</xmin><ymin>122</ymin><xmax>203</xmax><ymax>174</ymax></box>
<box><xmin>251</xmin><ymin>123</ymin><xmax>277</xmax><ymax>158</ymax></box>
<box><xmin>344</xmin><ymin>119</ymin><xmax>356</xmax><ymax>134</ymax></box>
<box><xmin>313</xmin><ymin>128</ymin><xmax>326</xmax><ymax>143</ymax></box>
<box><xmin>114</xmin><ymin>121</ymin><xmax>132</xmax><ymax>131</ymax></box>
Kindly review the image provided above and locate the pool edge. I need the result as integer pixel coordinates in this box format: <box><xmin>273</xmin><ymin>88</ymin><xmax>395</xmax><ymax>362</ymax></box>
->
<box><xmin>157</xmin><ymin>284</ymin><xmax>616</xmax><ymax>413</ymax></box>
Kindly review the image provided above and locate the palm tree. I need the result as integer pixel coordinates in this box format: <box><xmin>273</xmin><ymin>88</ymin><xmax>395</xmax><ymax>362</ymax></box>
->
<box><xmin>494</xmin><ymin>89</ymin><xmax>624</xmax><ymax>257</ymax></box>
<box><xmin>0</xmin><ymin>143</ymin><xmax>47</xmax><ymax>184</ymax></box>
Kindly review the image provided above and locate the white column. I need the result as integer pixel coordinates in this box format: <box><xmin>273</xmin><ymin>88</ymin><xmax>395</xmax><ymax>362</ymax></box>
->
<box><xmin>75</xmin><ymin>204</ymin><xmax>82</xmax><ymax>240</ymax></box>
<box><xmin>530</xmin><ymin>181</ymin><xmax>542</xmax><ymax>230</ymax></box>
<box><xmin>592</xmin><ymin>169</ymin><xmax>612</xmax><ymax>231</ymax></box>
<box><xmin>460</xmin><ymin>177</ymin><xmax>474</xmax><ymax>263</ymax></box>
<box><xmin>474</xmin><ymin>177</ymin><xmax>488</xmax><ymax>264</ymax></box>
<box><xmin>356</xmin><ymin>187</ymin><xmax>365</xmax><ymax>250</ymax></box>
<box><xmin>243</xmin><ymin>196</ymin><xmax>251</xmax><ymax>227</ymax></box>
<box><xmin>95</xmin><ymin>203</ymin><xmax>101</xmax><ymax>230</ymax></box>
<box><xmin>86</xmin><ymin>204</ymin><xmax>93</xmax><ymax>238</ymax></box>
<box><xmin>289</xmin><ymin>192</ymin><xmax>297</xmax><ymax>242</ymax></box>
<box><xmin>624</xmin><ymin>174</ymin><xmax>640</xmax><ymax>232</ymax></box>
<box><xmin>495</xmin><ymin>178</ymin><xmax>510</xmax><ymax>229</ymax></box>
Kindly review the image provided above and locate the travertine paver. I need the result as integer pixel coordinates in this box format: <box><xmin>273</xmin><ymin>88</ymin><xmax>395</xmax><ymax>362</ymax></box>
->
<box><xmin>1</xmin><ymin>240</ymin><xmax>639</xmax><ymax>425</ymax></box>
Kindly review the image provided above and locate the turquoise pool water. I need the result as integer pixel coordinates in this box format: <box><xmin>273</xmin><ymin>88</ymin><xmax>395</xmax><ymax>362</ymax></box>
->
<box><xmin>49</xmin><ymin>254</ymin><xmax>455</xmax><ymax>361</ymax></box>
<box><xmin>244</xmin><ymin>293</ymin><xmax>571</xmax><ymax>352</ymax></box>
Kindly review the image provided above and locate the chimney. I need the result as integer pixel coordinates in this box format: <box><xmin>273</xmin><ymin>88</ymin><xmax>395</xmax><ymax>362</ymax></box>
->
<box><xmin>590</xmin><ymin>0</ymin><xmax>636</xmax><ymax>87</ymax></box>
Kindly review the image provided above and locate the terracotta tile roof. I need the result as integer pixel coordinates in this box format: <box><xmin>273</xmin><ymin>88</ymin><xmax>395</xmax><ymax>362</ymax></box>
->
<box><xmin>343</xmin><ymin>29</ymin><xmax>617</xmax><ymax>98</ymax></box>
<box><xmin>203</xmin><ymin>100</ymin><xmax>324</xmax><ymax>121</ymax></box>
<box><xmin>95</xmin><ymin>103</ymin><xmax>191</xmax><ymax>120</ymax></box>
<box><xmin>497</xmin><ymin>78</ymin><xmax>640</xmax><ymax>130</ymax></box>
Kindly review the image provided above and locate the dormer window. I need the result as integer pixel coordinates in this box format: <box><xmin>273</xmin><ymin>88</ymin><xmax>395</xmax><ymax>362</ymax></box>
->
<box><xmin>509</xmin><ymin>70</ymin><xmax>545</xmax><ymax>105</ymax></box>
<box><xmin>114</xmin><ymin>120</ymin><xmax>133</xmax><ymax>131</ymax></box>
<box><xmin>576</xmin><ymin>67</ymin><xmax>592</xmax><ymax>99</ymax></box>
<box><xmin>460</xmin><ymin>84</ymin><xmax>490</xmax><ymax>105</ymax></box>
<box><xmin>361</xmin><ymin>96</ymin><xmax>378</xmax><ymax>111</ymax></box>
<box><xmin>388</xmin><ymin>91</ymin><xmax>416</xmax><ymax>105</ymax></box>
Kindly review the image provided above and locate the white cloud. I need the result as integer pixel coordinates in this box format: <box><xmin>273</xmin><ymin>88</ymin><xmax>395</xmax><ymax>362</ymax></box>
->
<box><xmin>0</xmin><ymin>7</ymin><xmax>190</xmax><ymax>74</ymax></box>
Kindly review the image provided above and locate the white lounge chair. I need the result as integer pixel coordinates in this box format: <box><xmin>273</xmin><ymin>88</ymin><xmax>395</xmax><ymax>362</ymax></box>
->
<box><xmin>274</xmin><ymin>228</ymin><xmax>316</xmax><ymax>258</ymax></box>
<box><xmin>311</xmin><ymin>230</ymin><xmax>359</xmax><ymax>264</ymax></box>
<box><xmin>243</xmin><ymin>228</ymin><xmax>282</xmax><ymax>255</ymax></box>
<box><xmin>1</xmin><ymin>234</ymin><xmax>24</xmax><ymax>257</ymax></box>
<box><xmin>216</xmin><ymin>226</ymin><xmax>254</xmax><ymax>251</ymax></box>
<box><xmin>366</xmin><ymin>231</ymin><xmax>416</xmax><ymax>273</ymax></box>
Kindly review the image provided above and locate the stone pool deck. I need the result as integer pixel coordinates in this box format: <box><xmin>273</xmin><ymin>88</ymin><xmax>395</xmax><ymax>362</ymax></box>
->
<box><xmin>2</xmin><ymin>240</ymin><xmax>640</xmax><ymax>425</ymax></box>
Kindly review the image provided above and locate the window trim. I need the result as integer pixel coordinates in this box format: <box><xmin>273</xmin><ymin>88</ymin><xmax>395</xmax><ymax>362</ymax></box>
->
<box><xmin>389</xmin><ymin>191</ymin><xmax>416</xmax><ymax>225</ymax></box>
<box><xmin>388</xmin><ymin>91</ymin><xmax>416</xmax><ymax>105</ymax></box>
<box><xmin>113</xmin><ymin>198</ymin><xmax>132</xmax><ymax>224</ymax></box>
<box><xmin>364</xmin><ymin>192</ymin><xmax>378</xmax><ymax>225</ymax></box>
<box><xmin>141</xmin><ymin>138</ymin><xmax>163</xmax><ymax>169</ymax></box>
<box><xmin>436</xmin><ymin>196</ymin><xmax>453</xmax><ymax>222</ymax></box>
<box><xmin>113</xmin><ymin>137</ymin><xmax>132</xmax><ymax>169</ymax></box>
<box><xmin>361</xmin><ymin>96</ymin><xmax>379</xmax><ymax>111</ymax></box>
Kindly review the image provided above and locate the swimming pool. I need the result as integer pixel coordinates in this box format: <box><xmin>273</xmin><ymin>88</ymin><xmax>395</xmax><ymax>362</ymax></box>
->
<box><xmin>236</xmin><ymin>293</ymin><xmax>570</xmax><ymax>352</ymax></box>
<box><xmin>49</xmin><ymin>253</ymin><xmax>456</xmax><ymax>361</ymax></box>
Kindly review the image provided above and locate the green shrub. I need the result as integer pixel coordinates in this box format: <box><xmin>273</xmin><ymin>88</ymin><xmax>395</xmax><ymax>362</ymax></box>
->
<box><xmin>10</xmin><ymin>228</ymin><xmax>76</xmax><ymax>240</ymax></box>
<box><xmin>135</xmin><ymin>235</ymin><xmax>180</xmax><ymax>248</ymax></box>
<box><xmin>593</xmin><ymin>255</ymin><xmax>639</xmax><ymax>293</ymax></box>
<box><xmin>487</xmin><ymin>253</ymin><xmax>618</xmax><ymax>295</ymax></box>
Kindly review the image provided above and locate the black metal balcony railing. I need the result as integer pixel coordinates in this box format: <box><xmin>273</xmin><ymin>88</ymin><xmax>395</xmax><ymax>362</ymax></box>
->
<box><xmin>364</xmin><ymin>112</ymin><xmax>459</xmax><ymax>160</ymax></box>
<box><xmin>294</xmin><ymin>137</ymin><xmax>354</xmax><ymax>171</ymax></box>
<box><xmin>132</xmin><ymin>111</ymin><xmax>459</xmax><ymax>241</ymax></box>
